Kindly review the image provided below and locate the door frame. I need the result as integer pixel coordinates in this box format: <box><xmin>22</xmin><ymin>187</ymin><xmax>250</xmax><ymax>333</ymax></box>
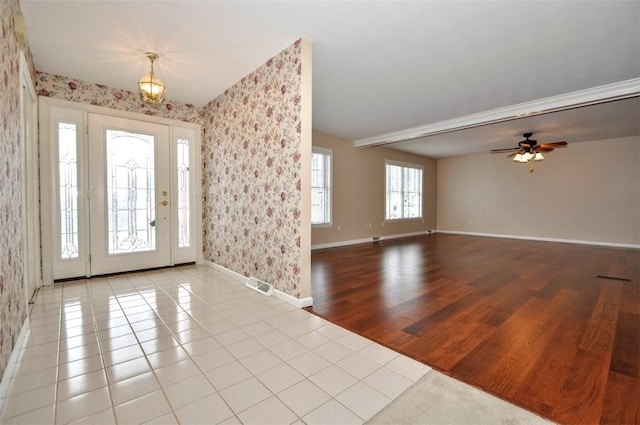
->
<box><xmin>39</xmin><ymin>97</ymin><xmax>202</xmax><ymax>284</ymax></box>
<box><xmin>19</xmin><ymin>51</ymin><xmax>41</xmax><ymax>307</ymax></box>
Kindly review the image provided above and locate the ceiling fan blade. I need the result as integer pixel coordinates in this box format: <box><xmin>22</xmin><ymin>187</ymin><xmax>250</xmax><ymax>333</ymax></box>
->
<box><xmin>520</xmin><ymin>143</ymin><xmax>531</xmax><ymax>148</ymax></box>
<box><xmin>540</xmin><ymin>141</ymin><xmax>567</xmax><ymax>147</ymax></box>
<box><xmin>491</xmin><ymin>148</ymin><xmax>520</xmax><ymax>153</ymax></box>
<box><xmin>538</xmin><ymin>147</ymin><xmax>555</xmax><ymax>152</ymax></box>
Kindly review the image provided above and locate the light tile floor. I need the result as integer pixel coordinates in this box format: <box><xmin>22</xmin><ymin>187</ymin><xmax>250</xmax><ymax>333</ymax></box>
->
<box><xmin>0</xmin><ymin>266</ymin><xmax>430</xmax><ymax>425</ymax></box>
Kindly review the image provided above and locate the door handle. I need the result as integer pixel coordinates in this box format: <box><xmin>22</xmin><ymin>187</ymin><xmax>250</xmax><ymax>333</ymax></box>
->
<box><xmin>160</xmin><ymin>200</ymin><xmax>169</xmax><ymax>206</ymax></box>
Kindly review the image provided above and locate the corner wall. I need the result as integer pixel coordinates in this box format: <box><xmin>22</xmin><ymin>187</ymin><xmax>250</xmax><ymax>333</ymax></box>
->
<box><xmin>437</xmin><ymin>136</ymin><xmax>640</xmax><ymax>245</ymax></box>
<box><xmin>0</xmin><ymin>0</ymin><xmax>35</xmax><ymax>381</ymax></box>
<box><xmin>201</xmin><ymin>39</ymin><xmax>312</xmax><ymax>300</ymax></box>
<box><xmin>312</xmin><ymin>131</ymin><xmax>437</xmax><ymax>247</ymax></box>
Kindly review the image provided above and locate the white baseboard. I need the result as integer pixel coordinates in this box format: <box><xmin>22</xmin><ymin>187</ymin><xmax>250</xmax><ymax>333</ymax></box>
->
<box><xmin>436</xmin><ymin>230</ymin><xmax>640</xmax><ymax>249</ymax></box>
<box><xmin>201</xmin><ymin>260</ymin><xmax>313</xmax><ymax>308</ymax></box>
<box><xmin>311</xmin><ymin>237</ymin><xmax>372</xmax><ymax>250</ymax></box>
<box><xmin>385</xmin><ymin>230</ymin><xmax>435</xmax><ymax>241</ymax></box>
<box><xmin>273</xmin><ymin>290</ymin><xmax>313</xmax><ymax>308</ymax></box>
<box><xmin>0</xmin><ymin>317</ymin><xmax>30</xmax><ymax>417</ymax></box>
<box><xmin>312</xmin><ymin>230</ymin><xmax>435</xmax><ymax>250</ymax></box>
<box><xmin>202</xmin><ymin>259</ymin><xmax>247</xmax><ymax>280</ymax></box>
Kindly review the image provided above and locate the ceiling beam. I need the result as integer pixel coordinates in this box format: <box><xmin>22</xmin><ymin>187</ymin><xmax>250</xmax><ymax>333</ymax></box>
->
<box><xmin>353</xmin><ymin>78</ymin><xmax>640</xmax><ymax>148</ymax></box>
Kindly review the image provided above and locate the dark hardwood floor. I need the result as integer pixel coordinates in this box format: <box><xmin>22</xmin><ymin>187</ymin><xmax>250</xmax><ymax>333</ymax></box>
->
<box><xmin>308</xmin><ymin>233</ymin><xmax>640</xmax><ymax>425</ymax></box>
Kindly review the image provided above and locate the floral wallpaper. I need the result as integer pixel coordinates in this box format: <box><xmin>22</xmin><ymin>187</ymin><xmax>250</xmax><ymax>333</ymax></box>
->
<box><xmin>36</xmin><ymin>71</ymin><xmax>203</xmax><ymax>124</ymax></box>
<box><xmin>202</xmin><ymin>39</ymin><xmax>305</xmax><ymax>298</ymax></box>
<box><xmin>2</xmin><ymin>22</ymin><xmax>307</xmax><ymax>383</ymax></box>
<box><xmin>0</xmin><ymin>0</ymin><xmax>35</xmax><ymax>382</ymax></box>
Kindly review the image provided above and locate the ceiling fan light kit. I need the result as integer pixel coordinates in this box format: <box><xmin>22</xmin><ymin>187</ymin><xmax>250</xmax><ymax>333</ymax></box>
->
<box><xmin>494</xmin><ymin>132</ymin><xmax>567</xmax><ymax>173</ymax></box>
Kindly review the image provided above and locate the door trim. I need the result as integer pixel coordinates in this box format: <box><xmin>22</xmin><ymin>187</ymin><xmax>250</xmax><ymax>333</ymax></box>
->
<box><xmin>19</xmin><ymin>51</ymin><xmax>40</xmax><ymax>307</ymax></box>
<box><xmin>39</xmin><ymin>97</ymin><xmax>202</xmax><ymax>284</ymax></box>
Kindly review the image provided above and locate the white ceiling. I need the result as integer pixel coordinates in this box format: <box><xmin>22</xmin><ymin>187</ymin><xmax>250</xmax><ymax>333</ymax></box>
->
<box><xmin>21</xmin><ymin>1</ymin><xmax>640</xmax><ymax>158</ymax></box>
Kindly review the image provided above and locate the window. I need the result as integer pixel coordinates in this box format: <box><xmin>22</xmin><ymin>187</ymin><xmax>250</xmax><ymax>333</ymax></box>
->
<box><xmin>58</xmin><ymin>122</ymin><xmax>79</xmax><ymax>259</ymax></box>
<box><xmin>385</xmin><ymin>160</ymin><xmax>423</xmax><ymax>220</ymax></box>
<box><xmin>312</xmin><ymin>147</ymin><xmax>332</xmax><ymax>226</ymax></box>
<box><xmin>177</xmin><ymin>138</ymin><xmax>190</xmax><ymax>248</ymax></box>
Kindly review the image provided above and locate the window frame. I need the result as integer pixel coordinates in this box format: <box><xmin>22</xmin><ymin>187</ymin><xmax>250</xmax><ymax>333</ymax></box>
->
<box><xmin>311</xmin><ymin>146</ymin><xmax>333</xmax><ymax>228</ymax></box>
<box><xmin>384</xmin><ymin>159</ymin><xmax>423</xmax><ymax>222</ymax></box>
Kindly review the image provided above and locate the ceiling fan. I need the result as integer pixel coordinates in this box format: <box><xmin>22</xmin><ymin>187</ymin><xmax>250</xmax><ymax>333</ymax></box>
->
<box><xmin>491</xmin><ymin>132</ymin><xmax>568</xmax><ymax>172</ymax></box>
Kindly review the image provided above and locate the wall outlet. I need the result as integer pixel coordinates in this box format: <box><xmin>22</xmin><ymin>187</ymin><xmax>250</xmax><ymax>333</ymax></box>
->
<box><xmin>367</xmin><ymin>222</ymin><xmax>372</xmax><ymax>229</ymax></box>
<box><xmin>337</xmin><ymin>225</ymin><xmax>341</xmax><ymax>231</ymax></box>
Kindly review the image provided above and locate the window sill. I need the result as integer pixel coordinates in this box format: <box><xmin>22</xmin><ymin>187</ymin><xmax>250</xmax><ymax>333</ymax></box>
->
<box><xmin>384</xmin><ymin>217</ymin><xmax>424</xmax><ymax>223</ymax></box>
<box><xmin>312</xmin><ymin>223</ymin><xmax>332</xmax><ymax>229</ymax></box>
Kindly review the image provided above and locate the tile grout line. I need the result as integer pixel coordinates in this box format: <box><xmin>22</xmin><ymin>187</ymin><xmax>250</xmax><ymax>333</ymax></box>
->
<box><xmin>109</xmin><ymin>269</ymin><xmax>248</xmax><ymax>423</ymax></box>
<box><xmin>153</xmin><ymin>269</ymin><xmax>248</xmax><ymax>423</ymax></box>
<box><xmin>152</xmin><ymin>268</ymin><xmax>297</xmax><ymax>423</ymax></box>
<box><xmin>142</xmin><ymin>272</ymin><xmax>233</xmax><ymax>422</ymax></box>
<box><xmin>87</xmin><ymin>278</ymin><xmax>122</xmax><ymax>424</ymax></box>
<box><xmin>52</xmin><ymin>282</ymin><xmax>65</xmax><ymax>424</ymax></box>
<box><xmin>107</xmin><ymin>273</ymin><xmax>180</xmax><ymax>424</ymax></box>
<box><xmin>3</xmin><ymin>285</ymin><xmax>63</xmax><ymax>422</ymax></box>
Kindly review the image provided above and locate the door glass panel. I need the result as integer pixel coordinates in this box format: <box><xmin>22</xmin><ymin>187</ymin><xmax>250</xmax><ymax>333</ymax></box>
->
<box><xmin>177</xmin><ymin>138</ymin><xmax>190</xmax><ymax>248</ymax></box>
<box><xmin>106</xmin><ymin>129</ymin><xmax>156</xmax><ymax>254</ymax></box>
<box><xmin>58</xmin><ymin>122</ymin><xmax>79</xmax><ymax>259</ymax></box>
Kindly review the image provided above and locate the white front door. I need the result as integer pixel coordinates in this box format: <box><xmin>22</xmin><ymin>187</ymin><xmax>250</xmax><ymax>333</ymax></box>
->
<box><xmin>41</xmin><ymin>102</ymin><xmax>200</xmax><ymax>282</ymax></box>
<box><xmin>88</xmin><ymin>115</ymin><xmax>171</xmax><ymax>275</ymax></box>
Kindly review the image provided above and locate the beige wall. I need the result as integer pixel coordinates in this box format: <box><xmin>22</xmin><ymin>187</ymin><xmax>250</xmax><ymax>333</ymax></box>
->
<box><xmin>437</xmin><ymin>136</ymin><xmax>640</xmax><ymax>245</ymax></box>
<box><xmin>312</xmin><ymin>131</ymin><xmax>437</xmax><ymax>246</ymax></box>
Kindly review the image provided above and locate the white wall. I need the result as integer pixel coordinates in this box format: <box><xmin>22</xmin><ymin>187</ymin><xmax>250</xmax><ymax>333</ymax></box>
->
<box><xmin>437</xmin><ymin>136</ymin><xmax>640</xmax><ymax>246</ymax></box>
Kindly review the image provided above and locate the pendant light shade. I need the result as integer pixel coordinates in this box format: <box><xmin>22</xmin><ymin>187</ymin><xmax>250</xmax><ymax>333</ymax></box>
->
<box><xmin>138</xmin><ymin>52</ymin><xmax>166</xmax><ymax>104</ymax></box>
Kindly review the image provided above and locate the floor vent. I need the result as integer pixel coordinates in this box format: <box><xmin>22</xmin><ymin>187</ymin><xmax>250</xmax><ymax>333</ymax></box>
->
<box><xmin>595</xmin><ymin>275</ymin><xmax>632</xmax><ymax>282</ymax></box>
<box><xmin>372</xmin><ymin>236</ymin><xmax>383</xmax><ymax>242</ymax></box>
<box><xmin>245</xmin><ymin>277</ymin><xmax>273</xmax><ymax>296</ymax></box>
